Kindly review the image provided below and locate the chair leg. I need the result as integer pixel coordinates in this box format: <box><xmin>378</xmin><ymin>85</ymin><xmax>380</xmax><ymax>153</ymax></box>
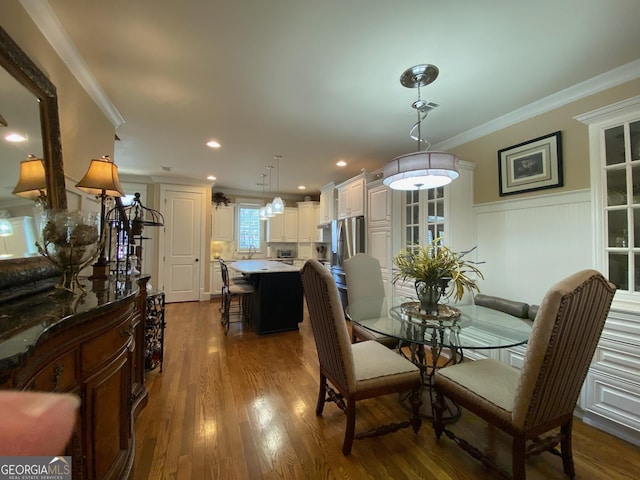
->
<box><xmin>561</xmin><ymin>419</ymin><xmax>575</xmax><ymax>479</ymax></box>
<box><xmin>316</xmin><ymin>373</ymin><xmax>327</xmax><ymax>416</ymax></box>
<box><xmin>432</xmin><ymin>390</ymin><xmax>445</xmax><ymax>439</ymax></box>
<box><xmin>512</xmin><ymin>435</ymin><xmax>526</xmax><ymax>480</ymax></box>
<box><xmin>342</xmin><ymin>399</ymin><xmax>356</xmax><ymax>455</ymax></box>
<box><xmin>409</xmin><ymin>388</ymin><xmax>422</xmax><ymax>434</ymax></box>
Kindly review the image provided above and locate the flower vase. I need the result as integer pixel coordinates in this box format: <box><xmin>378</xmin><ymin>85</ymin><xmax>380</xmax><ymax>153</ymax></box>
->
<box><xmin>415</xmin><ymin>280</ymin><xmax>441</xmax><ymax>315</ymax></box>
<box><xmin>37</xmin><ymin>210</ymin><xmax>102</xmax><ymax>292</ymax></box>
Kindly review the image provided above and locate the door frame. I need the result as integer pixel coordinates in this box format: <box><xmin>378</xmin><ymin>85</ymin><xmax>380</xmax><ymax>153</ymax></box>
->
<box><xmin>157</xmin><ymin>183</ymin><xmax>211</xmax><ymax>302</ymax></box>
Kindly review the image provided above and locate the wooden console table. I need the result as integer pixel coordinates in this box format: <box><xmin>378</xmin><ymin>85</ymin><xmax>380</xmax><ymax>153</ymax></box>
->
<box><xmin>0</xmin><ymin>276</ymin><xmax>149</xmax><ymax>479</ymax></box>
<box><xmin>145</xmin><ymin>289</ymin><xmax>166</xmax><ymax>372</ymax></box>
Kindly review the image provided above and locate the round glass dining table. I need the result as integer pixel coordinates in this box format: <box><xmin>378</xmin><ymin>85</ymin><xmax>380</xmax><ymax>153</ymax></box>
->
<box><xmin>347</xmin><ymin>296</ymin><xmax>532</xmax><ymax>420</ymax></box>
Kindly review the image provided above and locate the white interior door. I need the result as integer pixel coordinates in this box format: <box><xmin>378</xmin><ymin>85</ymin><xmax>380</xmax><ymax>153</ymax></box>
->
<box><xmin>163</xmin><ymin>190</ymin><xmax>202</xmax><ymax>302</ymax></box>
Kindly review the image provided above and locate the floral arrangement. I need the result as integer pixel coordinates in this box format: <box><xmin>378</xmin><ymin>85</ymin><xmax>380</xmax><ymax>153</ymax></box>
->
<box><xmin>392</xmin><ymin>238</ymin><xmax>484</xmax><ymax>302</ymax></box>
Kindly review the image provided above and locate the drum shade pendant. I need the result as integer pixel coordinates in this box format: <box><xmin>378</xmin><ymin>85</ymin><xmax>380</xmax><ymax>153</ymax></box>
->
<box><xmin>383</xmin><ymin>64</ymin><xmax>460</xmax><ymax>190</ymax></box>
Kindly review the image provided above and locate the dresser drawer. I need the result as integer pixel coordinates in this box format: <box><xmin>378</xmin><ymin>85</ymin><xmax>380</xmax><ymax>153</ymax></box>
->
<box><xmin>27</xmin><ymin>350</ymin><xmax>77</xmax><ymax>392</ymax></box>
<box><xmin>81</xmin><ymin>317</ymin><xmax>132</xmax><ymax>375</ymax></box>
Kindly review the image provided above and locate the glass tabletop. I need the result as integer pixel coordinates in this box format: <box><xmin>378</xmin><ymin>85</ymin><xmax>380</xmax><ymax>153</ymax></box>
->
<box><xmin>347</xmin><ymin>296</ymin><xmax>532</xmax><ymax>350</ymax></box>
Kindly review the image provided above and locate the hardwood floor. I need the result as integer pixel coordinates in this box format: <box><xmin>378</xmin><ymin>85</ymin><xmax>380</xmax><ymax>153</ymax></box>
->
<box><xmin>132</xmin><ymin>299</ymin><xmax>639</xmax><ymax>479</ymax></box>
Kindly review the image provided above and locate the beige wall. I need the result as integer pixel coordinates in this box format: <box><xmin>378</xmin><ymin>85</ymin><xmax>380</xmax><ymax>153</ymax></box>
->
<box><xmin>1</xmin><ymin>1</ymin><xmax>115</xmax><ymax>183</ymax></box>
<box><xmin>450</xmin><ymin>78</ymin><xmax>640</xmax><ymax>205</ymax></box>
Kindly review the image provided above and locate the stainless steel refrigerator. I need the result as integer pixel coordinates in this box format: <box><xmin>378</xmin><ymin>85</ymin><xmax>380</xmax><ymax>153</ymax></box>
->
<box><xmin>331</xmin><ymin>216</ymin><xmax>366</xmax><ymax>310</ymax></box>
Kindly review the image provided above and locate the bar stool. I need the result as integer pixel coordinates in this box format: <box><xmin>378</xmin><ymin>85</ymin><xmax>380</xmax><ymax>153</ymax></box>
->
<box><xmin>219</xmin><ymin>259</ymin><xmax>255</xmax><ymax>334</ymax></box>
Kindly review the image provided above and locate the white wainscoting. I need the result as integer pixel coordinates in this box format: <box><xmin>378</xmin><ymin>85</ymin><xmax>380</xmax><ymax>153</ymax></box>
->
<box><xmin>473</xmin><ymin>189</ymin><xmax>592</xmax><ymax>305</ymax></box>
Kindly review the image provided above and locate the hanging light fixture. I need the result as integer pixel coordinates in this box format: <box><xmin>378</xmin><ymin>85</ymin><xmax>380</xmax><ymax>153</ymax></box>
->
<box><xmin>258</xmin><ymin>174</ymin><xmax>268</xmax><ymax>221</ymax></box>
<box><xmin>271</xmin><ymin>154</ymin><xmax>284</xmax><ymax>214</ymax></box>
<box><xmin>383</xmin><ymin>64</ymin><xmax>460</xmax><ymax>190</ymax></box>
<box><xmin>265</xmin><ymin>165</ymin><xmax>275</xmax><ymax>217</ymax></box>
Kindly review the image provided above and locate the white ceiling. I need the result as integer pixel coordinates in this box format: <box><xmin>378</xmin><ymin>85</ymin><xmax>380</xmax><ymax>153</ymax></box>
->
<box><xmin>23</xmin><ymin>0</ymin><xmax>640</xmax><ymax>195</ymax></box>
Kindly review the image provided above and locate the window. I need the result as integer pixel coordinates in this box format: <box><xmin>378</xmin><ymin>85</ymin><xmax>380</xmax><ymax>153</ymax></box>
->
<box><xmin>579</xmin><ymin>96</ymin><xmax>640</xmax><ymax>304</ymax></box>
<box><xmin>237</xmin><ymin>203</ymin><xmax>262</xmax><ymax>251</ymax></box>
<box><xmin>403</xmin><ymin>187</ymin><xmax>446</xmax><ymax>251</ymax></box>
<box><xmin>602</xmin><ymin>119</ymin><xmax>640</xmax><ymax>292</ymax></box>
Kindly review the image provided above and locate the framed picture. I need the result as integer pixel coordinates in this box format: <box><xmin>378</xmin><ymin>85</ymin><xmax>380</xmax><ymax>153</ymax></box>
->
<box><xmin>498</xmin><ymin>131</ymin><xmax>563</xmax><ymax>196</ymax></box>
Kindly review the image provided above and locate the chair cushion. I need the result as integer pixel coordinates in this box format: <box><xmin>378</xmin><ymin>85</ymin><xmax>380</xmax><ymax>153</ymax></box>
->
<box><xmin>474</xmin><ymin>294</ymin><xmax>529</xmax><ymax>318</ymax></box>
<box><xmin>229</xmin><ymin>282</ymin><xmax>255</xmax><ymax>294</ymax></box>
<box><xmin>435</xmin><ymin>358</ymin><xmax>519</xmax><ymax>423</ymax></box>
<box><xmin>351</xmin><ymin>340</ymin><xmax>420</xmax><ymax>393</ymax></box>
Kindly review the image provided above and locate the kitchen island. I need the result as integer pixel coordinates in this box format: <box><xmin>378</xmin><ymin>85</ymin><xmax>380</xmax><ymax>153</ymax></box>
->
<box><xmin>229</xmin><ymin>260</ymin><xmax>304</xmax><ymax>334</ymax></box>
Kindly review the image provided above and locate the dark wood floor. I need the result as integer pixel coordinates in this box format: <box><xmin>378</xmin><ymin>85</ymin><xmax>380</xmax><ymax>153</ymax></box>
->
<box><xmin>131</xmin><ymin>299</ymin><xmax>639</xmax><ymax>479</ymax></box>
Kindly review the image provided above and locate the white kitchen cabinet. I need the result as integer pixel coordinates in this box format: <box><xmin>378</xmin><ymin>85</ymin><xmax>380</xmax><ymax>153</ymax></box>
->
<box><xmin>367</xmin><ymin>183</ymin><xmax>391</xmax><ymax>227</ymax></box>
<box><xmin>297</xmin><ymin>201</ymin><xmax>320</xmax><ymax>242</ymax></box>
<box><xmin>337</xmin><ymin>177</ymin><xmax>365</xmax><ymax>219</ymax></box>
<box><xmin>210</xmin><ymin>261</ymin><xmax>223</xmax><ymax>296</ymax></box>
<box><xmin>319</xmin><ymin>182</ymin><xmax>335</xmax><ymax>224</ymax></box>
<box><xmin>268</xmin><ymin>207</ymin><xmax>298</xmax><ymax>242</ymax></box>
<box><xmin>211</xmin><ymin>204</ymin><xmax>235</xmax><ymax>241</ymax></box>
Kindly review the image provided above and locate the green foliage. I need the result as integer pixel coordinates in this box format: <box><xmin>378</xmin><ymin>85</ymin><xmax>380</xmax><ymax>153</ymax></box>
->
<box><xmin>392</xmin><ymin>238</ymin><xmax>484</xmax><ymax>302</ymax></box>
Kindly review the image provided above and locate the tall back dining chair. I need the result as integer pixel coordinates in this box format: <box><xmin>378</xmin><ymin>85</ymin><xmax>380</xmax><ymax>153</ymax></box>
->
<box><xmin>300</xmin><ymin>259</ymin><xmax>422</xmax><ymax>455</ymax></box>
<box><xmin>343</xmin><ymin>253</ymin><xmax>397</xmax><ymax>347</ymax></box>
<box><xmin>219</xmin><ymin>259</ymin><xmax>255</xmax><ymax>334</ymax></box>
<box><xmin>432</xmin><ymin>269</ymin><xmax>616</xmax><ymax>479</ymax></box>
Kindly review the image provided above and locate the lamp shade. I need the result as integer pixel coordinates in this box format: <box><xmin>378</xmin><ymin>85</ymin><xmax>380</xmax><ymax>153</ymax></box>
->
<box><xmin>12</xmin><ymin>156</ymin><xmax>47</xmax><ymax>200</ymax></box>
<box><xmin>383</xmin><ymin>151</ymin><xmax>460</xmax><ymax>190</ymax></box>
<box><xmin>76</xmin><ymin>157</ymin><xmax>125</xmax><ymax>197</ymax></box>
<box><xmin>271</xmin><ymin>196</ymin><xmax>284</xmax><ymax>214</ymax></box>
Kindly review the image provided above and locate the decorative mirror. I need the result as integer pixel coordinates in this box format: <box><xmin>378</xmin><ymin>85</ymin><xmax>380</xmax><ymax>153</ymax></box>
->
<box><xmin>0</xmin><ymin>25</ymin><xmax>66</xmax><ymax>299</ymax></box>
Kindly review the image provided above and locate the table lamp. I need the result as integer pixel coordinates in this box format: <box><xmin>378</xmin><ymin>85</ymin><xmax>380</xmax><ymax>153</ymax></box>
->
<box><xmin>76</xmin><ymin>155</ymin><xmax>124</xmax><ymax>279</ymax></box>
<box><xmin>12</xmin><ymin>155</ymin><xmax>47</xmax><ymax>205</ymax></box>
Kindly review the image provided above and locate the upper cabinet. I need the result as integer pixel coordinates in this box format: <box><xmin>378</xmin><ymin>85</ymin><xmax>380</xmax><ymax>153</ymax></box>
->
<box><xmin>367</xmin><ymin>184</ymin><xmax>391</xmax><ymax>227</ymax></box>
<box><xmin>212</xmin><ymin>204</ymin><xmax>235</xmax><ymax>241</ymax></box>
<box><xmin>337</xmin><ymin>177</ymin><xmax>365</xmax><ymax>219</ymax></box>
<box><xmin>319</xmin><ymin>182</ymin><xmax>336</xmax><ymax>224</ymax></box>
<box><xmin>297</xmin><ymin>201</ymin><xmax>320</xmax><ymax>242</ymax></box>
<box><xmin>268</xmin><ymin>207</ymin><xmax>298</xmax><ymax>242</ymax></box>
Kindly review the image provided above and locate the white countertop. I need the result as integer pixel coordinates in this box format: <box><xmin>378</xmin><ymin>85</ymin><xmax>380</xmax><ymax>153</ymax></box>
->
<box><xmin>229</xmin><ymin>260</ymin><xmax>301</xmax><ymax>274</ymax></box>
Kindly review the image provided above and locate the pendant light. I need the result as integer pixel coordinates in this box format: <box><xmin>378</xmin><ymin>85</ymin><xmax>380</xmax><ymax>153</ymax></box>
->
<box><xmin>259</xmin><ymin>174</ymin><xmax>268</xmax><ymax>221</ymax></box>
<box><xmin>383</xmin><ymin>64</ymin><xmax>460</xmax><ymax>190</ymax></box>
<box><xmin>265</xmin><ymin>166</ymin><xmax>275</xmax><ymax>218</ymax></box>
<box><xmin>271</xmin><ymin>154</ymin><xmax>284</xmax><ymax>214</ymax></box>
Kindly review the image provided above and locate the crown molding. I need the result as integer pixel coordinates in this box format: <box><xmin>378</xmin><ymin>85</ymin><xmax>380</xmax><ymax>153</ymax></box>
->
<box><xmin>433</xmin><ymin>59</ymin><xmax>640</xmax><ymax>151</ymax></box>
<box><xmin>19</xmin><ymin>0</ymin><xmax>125</xmax><ymax>128</ymax></box>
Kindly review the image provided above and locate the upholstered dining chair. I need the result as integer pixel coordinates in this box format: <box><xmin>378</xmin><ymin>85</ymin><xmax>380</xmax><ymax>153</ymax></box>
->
<box><xmin>432</xmin><ymin>269</ymin><xmax>616</xmax><ymax>479</ymax></box>
<box><xmin>344</xmin><ymin>253</ymin><xmax>398</xmax><ymax>347</ymax></box>
<box><xmin>300</xmin><ymin>259</ymin><xmax>422</xmax><ymax>455</ymax></box>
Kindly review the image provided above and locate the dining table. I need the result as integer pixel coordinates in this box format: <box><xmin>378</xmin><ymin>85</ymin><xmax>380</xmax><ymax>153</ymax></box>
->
<box><xmin>347</xmin><ymin>296</ymin><xmax>533</xmax><ymax>420</ymax></box>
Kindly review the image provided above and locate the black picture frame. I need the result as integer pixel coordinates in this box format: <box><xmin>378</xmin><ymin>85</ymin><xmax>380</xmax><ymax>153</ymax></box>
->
<box><xmin>498</xmin><ymin>131</ymin><xmax>563</xmax><ymax>196</ymax></box>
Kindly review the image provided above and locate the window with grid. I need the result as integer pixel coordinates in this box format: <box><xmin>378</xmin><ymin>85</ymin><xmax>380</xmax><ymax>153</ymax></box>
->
<box><xmin>602</xmin><ymin>119</ymin><xmax>640</xmax><ymax>293</ymax></box>
<box><xmin>426</xmin><ymin>187</ymin><xmax>445</xmax><ymax>244</ymax></box>
<box><xmin>404</xmin><ymin>191</ymin><xmax>420</xmax><ymax>252</ymax></box>
<box><xmin>237</xmin><ymin>203</ymin><xmax>262</xmax><ymax>251</ymax></box>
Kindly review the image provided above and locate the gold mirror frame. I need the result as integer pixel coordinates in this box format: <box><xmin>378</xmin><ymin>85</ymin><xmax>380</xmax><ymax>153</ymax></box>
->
<box><xmin>0</xmin><ymin>24</ymin><xmax>67</xmax><ymax>210</ymax></box>
<box><xmin>0</xmin><ymin>25</ymin><xmax>66</xmax><ymax>296</ymax></box>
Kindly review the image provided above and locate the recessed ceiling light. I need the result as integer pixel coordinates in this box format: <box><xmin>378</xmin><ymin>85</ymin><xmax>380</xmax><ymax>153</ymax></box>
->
<box><xmin>336</xmin><ymin>160</ymin><xmax>347</xmax><ymax>167</ymax></box>
<box><xmin>5</xmin><ymin>133</ymin><xmax>26</xmax><ymax>142</ymax></box>
<box><xmin>206</xmin><ymin>140</ymin><xmax>221</xmax><ymax>148</ymax></box>
<box><xmin>207</xmin><ymin>175</ymin><xmax>216</xmax><ymax>181</ymax></box>
<box><xmin>297</xmin><ymin>185</ymin><xmax>306</xmax><ymax>190</ymax></box>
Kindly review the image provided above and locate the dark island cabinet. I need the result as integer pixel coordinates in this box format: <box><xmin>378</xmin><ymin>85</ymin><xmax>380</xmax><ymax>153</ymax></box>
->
<box><xmin>0</xmin><ymin>276</ymin><xmax>149</xmax><ymax>480</ymax></box>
